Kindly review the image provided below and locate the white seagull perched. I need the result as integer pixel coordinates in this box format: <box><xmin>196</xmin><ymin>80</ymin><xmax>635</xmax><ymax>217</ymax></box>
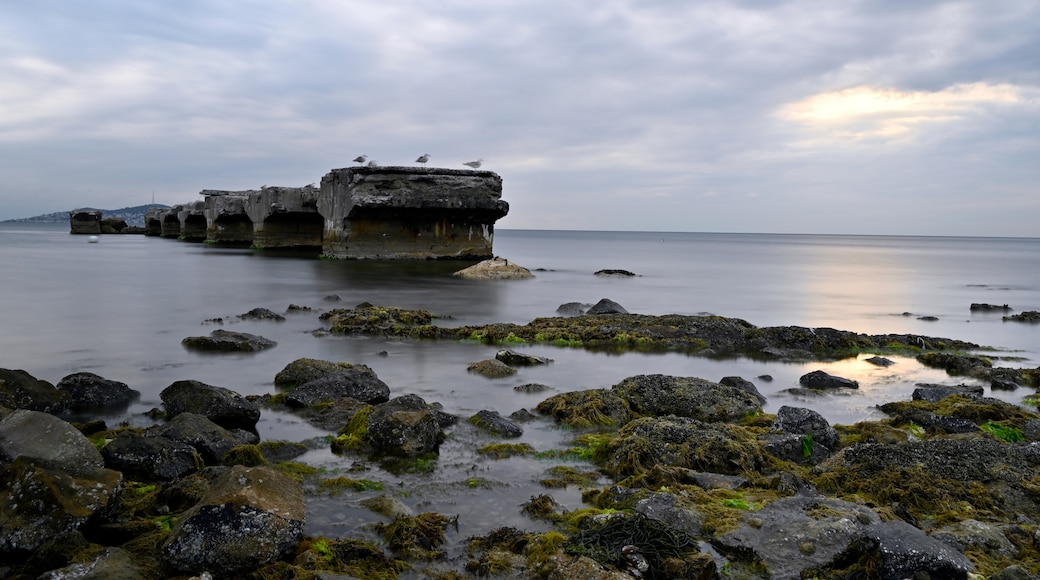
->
<box><xmin>415</xmin><ymin>153</ymin><xmax>430</xmax><ymax>168</ymax></box>
<box><xmin>462</xmin><ymin>158</ymin><xmax>483</xmax><ymax>169</ymax></box>
<box><xmin>353</xmin><ymin>154</ymin><xmax>367</xmax><ymax>164</ymax></box>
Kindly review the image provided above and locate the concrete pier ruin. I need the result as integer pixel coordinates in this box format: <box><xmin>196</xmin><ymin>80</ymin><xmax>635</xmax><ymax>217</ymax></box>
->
<box><xmin>144</xmin><ymin>166</ymin><xmax>509</xmax><ymax>258</ymax></box>
<box><xmin>318</xmin><ymin>166</ymin><xmax>508</xmax><ymax>259</ymax></box>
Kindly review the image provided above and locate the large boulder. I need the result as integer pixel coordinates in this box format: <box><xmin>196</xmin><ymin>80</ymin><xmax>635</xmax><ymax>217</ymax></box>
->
<box><xmin>160</xmin><ymin>380</ymin><xmax>261</xmax><ymax>429</ymax></box>
<box><xmin>100</xmin><ymin>431</ymin><xmax>202</xmax><ymax>483</ymax></box>
<box><xmin>772</xmin><ymin>405</ymin><xmax>839</xmax><ymax>452</ymax></box>
<box><xmin>469</xmin><ymin>410</ymin><xmax>523</xmax><ymax>438</ymax></box>
<box><xmin>366</xmin><ymin>394</ymin><xmax>447</xmax><ymax>456</ymax></box>
<box><xmin>453</xmin><ymin>257</ymin><xmax>533</xmax><ymax>280</ymax></box>
<box><xmin>0</xmin><ymin>368</ymin><xmax>64</xmax><ymax>413</ymax></box>
<box><xmin>162</xmin><ymin>465</ymin><xmax>305</xmax><ymax>576</ymax></box>
<box><xmin>284</xmin><ymin>367</ymin><xmax>391</xmax><ymax>407</ymax></box>
<box><xmin>55</xmin><ymin>372</ymin><xmax>139</xmax><ymax>412</ymax></box>
<box><xmin>150</xmin><ymin>412</ymin><xmax>246</xmax><ymax>464</ymax></box>
<box><xmin>585</xmin><ymin>298</ymin><xmax>629</xmax><ymax>314</ymax></box>
<box><xmin>273</xmin><ymin>358</ymin><xmax>363</xmax><ymax>389</ymax></box>
<box><xmin>799</xmin><ymin>370</ymin><xmax>859</xmax><ymax>390</ymax></box>
<box><xmin>0</xmin><ymin>409</ymin><xmax>103</xmax><ymax>467</ymax></box>
<box><xmin>612</xmin><ymin>374</ymin><xmax>762</xmax><ymax>422</ymax></box>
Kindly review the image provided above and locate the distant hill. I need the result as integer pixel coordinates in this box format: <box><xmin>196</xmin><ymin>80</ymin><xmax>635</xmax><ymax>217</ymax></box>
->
<box><xmin>3</xmin><ymin>204</ymin><xmax>171</xmax><ymax>228</ymax></box>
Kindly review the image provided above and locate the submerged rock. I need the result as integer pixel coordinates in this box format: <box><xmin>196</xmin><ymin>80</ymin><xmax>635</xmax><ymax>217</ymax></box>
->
<box><xmin>181</xmin><ymin>329</ymin><xmax>277</xmax><ymax>352</ymax></box>
<box><xmin>469</xmin><ymin>410</ymin><xmax>523</xmax><ymax>438</ymax></box>
<box><xmin>273</xmin><ymin>357</ymin><xmax>363</xmax><ymax>388</ymax></box>
<box><xmin>612</xmin><ymin>374</ymin><xmax>762</xmax><ymax>422</ymax></box>
<box><xmin>467</xmin><ymin>359</ymin><xmax>517</xmax><ymax>378</ymax></box>
<box><xmin>285</xmin><ymin>367</ymin><xmax>391</xmax><ymax>406</ymax></box>
<box><xmin>55</xmin><ymin>372</ymin><xmax>139</xmax><ymax>412</ymax></box>
<box><xmin>585</xmin><ymin>298</ymin><xmax>629</xmax><ymax>314</ymax></box>
<box><xmin>366</xmin><ymin>394</ymin><xmax>447</xmax><ymax>457</ymax></box>
<box><xmin>496</xmin><ymin>349</ymin><xmax>553</xmax><ymax>366</ymax></box>
<box><xmin>799</xmin><ymin>370</ymin><xmax>859</xmax><ymax>390</ymax></box>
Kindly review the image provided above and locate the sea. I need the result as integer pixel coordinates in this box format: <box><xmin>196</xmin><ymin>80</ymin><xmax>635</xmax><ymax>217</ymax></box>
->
<box><xmin>1</xmin><ymin>222</ymin><xmax>1038</xmax><ymax>562</ymax></box>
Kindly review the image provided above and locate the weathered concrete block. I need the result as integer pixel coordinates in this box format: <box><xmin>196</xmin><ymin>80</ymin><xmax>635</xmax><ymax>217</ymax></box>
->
<box><xmin>246</xmin><ymin>185</ymin><xmax>322</xmax><ymax>249</ymax></box>
<box><xmin>318</xmin><ymin>166</ymin><xmax>509</xmax><ymax>259</ymax></box>
<box><xmin>177</xmin><ymin>200</ymin><xmax>207</xmax><ymax>242</ymax></box>
<box><xmin>159</xmin><ymin>206</ymin><xmax>183</xmax><ymax>238</ymax></box>
<box><xmin>202</xmin><ymin>190</ymin><xmax>255</xmax><ymax>245</ymax></box>
<box><xmin>144</xmin><ymin>207</ymin><xmax>164</xmax><ymax>236</ymax></box>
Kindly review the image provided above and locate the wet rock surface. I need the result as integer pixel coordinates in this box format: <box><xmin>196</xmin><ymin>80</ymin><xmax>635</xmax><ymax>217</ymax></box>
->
<box><xmin>180</xmin><ymin>328</ymin><xmax>277</xmax><ymax>352</ymax></box>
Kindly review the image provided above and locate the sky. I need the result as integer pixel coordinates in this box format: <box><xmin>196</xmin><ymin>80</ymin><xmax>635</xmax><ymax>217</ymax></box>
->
<box><xmin>1</xmin><ymin>1</ymin><xmax>1038</xmax><ymax>236</ymax></box>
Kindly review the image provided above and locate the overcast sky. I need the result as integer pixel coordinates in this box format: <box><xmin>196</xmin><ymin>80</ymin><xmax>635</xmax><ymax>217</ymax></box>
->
<box><xmin>2</xmin><ymin>1</ymin><xmax>1038</xmax><ymax>236</ymax></box>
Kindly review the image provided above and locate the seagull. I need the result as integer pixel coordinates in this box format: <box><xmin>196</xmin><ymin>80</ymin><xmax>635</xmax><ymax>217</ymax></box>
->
<box><xmin>463</xmin><ymin>158</ymin><xmax>483</xmax><ymax>169</ymax></box>
<box><xmin>415</xmin><ymin>153</ymin><xmax>430</xmax><ymax>168</ymax></box>
<box><xmin>353</xmin><ymin>155</ymin><xmax>368</xmax><ymax>164</ymax></box>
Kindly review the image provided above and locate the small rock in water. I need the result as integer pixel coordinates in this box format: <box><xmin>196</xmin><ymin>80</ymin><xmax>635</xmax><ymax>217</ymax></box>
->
<box><xmin>594</xmin><ymin>269</ymin><xmax>637</xmax><ymax>277</ymax></box>
<box><xmin>864</xmin><ymin>356</ymin><xmax>895</xmax><ymax>367</ymax></box>
<box><xmin>586</xmin><ymin>298</ymin><xmax>628</xmax><ymax>314</ymax></box>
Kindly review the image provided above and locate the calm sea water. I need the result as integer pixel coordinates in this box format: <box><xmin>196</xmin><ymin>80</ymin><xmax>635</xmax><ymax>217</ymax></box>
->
<box><xmin>2</xmin><ymin>222</ymin><xmax>1038</xmax><ymax>550</ymax></box>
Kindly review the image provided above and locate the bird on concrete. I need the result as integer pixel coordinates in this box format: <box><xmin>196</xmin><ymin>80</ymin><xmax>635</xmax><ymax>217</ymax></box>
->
<box><xmin>415</xmin><ymin>153</ymin><xmax>430</xmax><ymax>168</ymax></box>
<box><xmin>462</xmin><ymin>158</ymin><xmax>483</xmax><ymax>169</ymax></box>
<box><xmin>353</xmin><ymin>155</ymin><xmax>368</xmax><ymax>164</ymax></box>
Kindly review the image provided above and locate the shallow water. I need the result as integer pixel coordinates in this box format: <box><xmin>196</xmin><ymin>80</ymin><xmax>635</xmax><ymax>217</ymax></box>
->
<box><xmin>1</xmin><ymin>223</ymin><xmax>1038</xmax><ymax>559</ymax></box>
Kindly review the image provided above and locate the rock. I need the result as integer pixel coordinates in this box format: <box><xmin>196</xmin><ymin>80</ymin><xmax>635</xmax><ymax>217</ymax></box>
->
<box><xmin>715</xmin><ymin>495</ymin><xmax>881</xmax><ymax>579</ymax></box>
<box><xmin>991</xmin><ymin>378</ymin><xmax>1020</xmax><ymax>390</ymax></box>
<box><xmin>865</xmin><ymin>356</ymin><xmax>895</xmax><ymax>366</ymax></box>
<box><xmin>361</xmin><ymin>494</ymin><xmax>414</xmax><ymax>519</ymax></box>
<box><xmin>162</xmin><ymin>465</ymin><xmax>305</xmax><ymax>576</ymax></box>
<box><xmin>918</xmin><ymin>315</ymin><xmax>940</xmax><ymax>321</ymax></box>
<box><xmin>366</xmin><ymin>394</ymin><xmax>447</xmax><ymax>456</ymax></box>
<box><xmin>160</xmin><ymin>380</ymin><xmax>261</xmax><ymax>429</ymax></box>
<box><xmin>594</xmin><ymin>269</ymin><xmax>636</xmax><ymax>277</ymax></box>
<box><xmin>612</xmin><ymin>374</ymin><xmax>763</xmax><ymax>422</ymax></box>
<box><xmin>151</xmin><ymin>412</ymin><xmax>247</xmax><ymax>464</ymax></box>
<box><xmin>285</xmin><ymin>367</ymin><xmax>391</xmax><ymax>406</ymax></box>
<box><xmin>971</xmin><ymin>303</ymin><xmax>1011</xmax><ymax>311</ymax></box>
<box><xmin>38</xmin><ymin>546</ymin><xmax>145</xmax><ymax>580</ymax></box>
<box><xmin>453</xmin><ymin>257</ymin><xmax>533</xmax><ymax>280</ymax></box>
<box><xmin>0</xmin><ymin>409</ymin><xmax>103</xmax><ymax>467</ymax></box>
<box><xmin>0</xmin><ymin>456</ymin><xmax>123</xmax><ymax>556</ymax></box>
<box><xmin>990</xmin><ymin>565</ymin><xmax>1039</xmax><ymax>580</ymax></box>
<box><xmin>849</xmin><ymin>520</ymin><xmax>975</xmax><ymax>580</ymax></box>
<box><xmin>0</xmin><ymin>368</ymin><xmax>64</xmax><ymax>413</ymax></box>
<box><xmin>799</xmin><ymin>370</ymin><xmax>859</xmax><ymax>389</ymax></box>
<box><xmin>323</xmin><ymin>294</ymin><xmax>342</xmax><ymax>302</ymax></box>
<box><xmin>100</xmin><ymin>431</ymin><xmax>202</xmax><ymax>482</ymax></box>
<box><xmin>718</xmin><ymin>375</ymin><xmax>767</xmax><ymax>404</ymax></box>
<box><xmin>1004</xmin><ymin>310</ymin><xmax>1040</xmax><ymax>322</ymax></box>
<box><xmin>495</xmin><ymin>349</ymin><xmax>553</xmax><ymax>366</ymax></box>
<box><xmin>911</xmin><ymin>383</ymin><xmax>984</xmax><ymax>402</ymax></box>
<box><xmin>535</xmin><ymin>389</ymin><xmax>632</xmax><ymax>428</ymax></box>
<box><xmin>181</xmin><ymin>329</ymin><xmax>277</xmax><ymax>352</ymax></box>
<box><xmin>877</xmin><ymin>402</ymin><xmax>980</xmax><ymax>435</ymax></box>
<box><xmin>467</xmin><ymin>359</ymin><xmax>517</xmax><ymax>378</ymax></box>
<box><xmin>555</xmin><ymin>302</ymin><xmax>591</xmax><ymax>316</ymax></box>
<box><xmin>585</xmin><ymin>298</ymin><xmax>628</xmax><ymax>314</ymax></box>
<box><xmin>469</xmin><ymin>410</ymin><xmax>523</xmax><ymax>438</ymax></box>
<box><xmin>274</xmin><ymin>358</ymin><xmax>363</xmax><ymax>389</ymax></box>
<box><xmin>55</xmin><ymin>372</ymin><xmax>139</xmax><ymax>411</ymax></box>
<box><xmin>238</xmin><ymin>307</ymin><xmax>286</xmax><ymax>321</ymax></box>
<box><xmin>762</xmin><ymin>432</ymin><xmax>831</xmax><ymax>464</ymax></box>
<box><xmin>513</xmin><ymin>383</ymin><xmax>550</xmax><ymax>394</ymax></box>
<box><xmin>602</xmin><ymin>416</ymin><xmax>765</xmax><ymax>477</ymax></box>
<box><xmin>69</xmin><ymin>209</ymin><xmax>102</xmax><ymax>234</ymax></box>
<box><xmin>631</xmin><ymin>491</ymin><xmax>704</xmax><ymax>537</ymax></box>
<box><xmin>773</xmin><ymin>405</ymin><xmax>839</xmax><ymax>451</ymax></box>
<box><xmin>930</xmin><ymin>518</ymin><xmax>1017</xmax><ymax>560</ymax></box>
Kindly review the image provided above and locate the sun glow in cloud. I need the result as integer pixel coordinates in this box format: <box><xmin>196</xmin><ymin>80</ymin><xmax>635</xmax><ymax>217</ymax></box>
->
<box><xmin>779</xmin><ymin>82</ymin><xmax>1033</xmax><ymax>140</ymax></box>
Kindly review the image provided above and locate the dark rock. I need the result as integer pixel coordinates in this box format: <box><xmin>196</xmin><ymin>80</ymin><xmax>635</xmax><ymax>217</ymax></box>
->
<box><xmin>274</xmin><ymin>358</ymin><xmax>362</xmax><ymax>389</ymax></box>
<box><xmin>160</xmin><ymin>379</ymin><xmax>261</xmax><ymax>429</ymax></box>
<box><xmin>719</xmin><ymin>375</ymin><xmax>767</xmax><ymax>404</ymax></box>
<box><xmin>467</xmin><ymin>359</ymin><xmax>517</xmax><ymax>378</ymax></box>
<box><xmin>632</xmin><ymin>491</ymin><xmax>703</xmax><ymax>537</ymax></box>
<box><xmin>799</xmin><ymin>370</ymin><xmax>859</xmax><ymax>389</ymax></box>
<box><xmin>181</xmin><ymin>329</ymin><xmax>277</xmax><ymax>352</ymax></box>
<box><xmin>971</xmin><ymin>303</ymin><xmax>1011</xmax><ymax>312</ymax></box>
<box><xmin>930</xmin><ymin>518</ymin><xmax>1017</xmax><ymax>561</ymax></box>
<box><xmin>774</xmin><ymin>405</ymin><xmax>839</xmax><ymax>451</ymax></box>
<box><xmin>990</xmin><ymin>565</ymin><xmax>1039</xmax><ymax>580</ymax></box>
<box><xmin>918</xmin><ymin>315</ymin><xmax>939</xmax><ymax>321</ymax></box>
<box><xmin>555</xmin><ymin>302</ymin><xmax>591</xmax><ymax>315</ymax></box>
<box><xmin>585</xmin><ymin>298</ymin><xmax>629</xmax><ymax>314</ymax></box>
<box><xmin>612</xmin><ymin>374</ymin><xmax>762</xmax><ymax>422</ymax></box>
<box><xmin>161</xmin><ymin>465</ymin><xmax>305</xmax><ymax>576</ymax></box>
<box><xmin>878</xmin><ymin>405</ymin><xmax>979</xmax><ymax>435</ymax></box>
<box><xmin>38</xmin><ymin>546</ymin><xmax>145</xmax><ymax>580</ymax></box>
<box><xmin>678</xmin><ymin>470</ymin><xmax>749</xmax><ymax>491</ymax></box>
<box><xmin>509</xmin><ymin>408</ymin><xmax>538</xmax><ymax>422</ymax></box>
<box><xmin>991</xmin><ymin>378</ymin><xmax>1020</xmax><ymax>390</ymax></box>
<box><xmin>762</xmin><ymin>432</ymin><xmax>831</xmax><ymax>464</ymax></box>
<box><xmin>285</xmin><ymin>367</ymin><xmax>391</xmax><ymax>406</ymax></box>
<box><xmin>850</xmin><ymin>520</ymin><xmax>975</xmax><ymax>580</ymax></box>
<box><xmin>715</xmin><ymin>495</ymin><xmax>882</xmax><ymax>580</ymax></box>
<box><xmin>911</xmin><ymin>383</ymin><xmax>984</xmax><ymax>402</ymax></box>
<box><xmin>469</xmin><ymin>410</ymin><xmax>523</xmax><ymax>438</ymax></box>
<box><xmin>55</xmin><ymin>372</ymin><xmax>139</xmax><ymax>411</ymax></box>
<box><xmin>0</xmin><ymin>410</ymin><xmax>103</xmax><ymax>467</ymax></box>
<box><xmin>285</xmin><ymin>303</ymin><xmax>313</xmax><ymax>313</ymax></box>
<box><xmin>917</xmin><ymin>352</ymin><xmax>992</xmax><ymax>375</ymax></box>
<box><xmin>323</xmin><ymin>294</ymin><xmax>342</xmax><ymax>302</ymax></box>
<box><xmin>513</xmin><ymin>383</ymin><xmax>550</xmax><ymax>394</ymax></box>
<box><xmin>151</xmin><ymin>412</ymin><xmax>247</xmax><ymax>464</ymax></box>
<box><xmin>495</xmin><ymin>349</ymin><xmax>553</xmax><ymax>366</ymax></box>
<box><xmin>366</xmin><ymin>394</ymin><xmax>446</xmax><ymax>457</ymax></box>
<box><xmin>258</xmin><ymin>440</ymin><xmax>309</xmax><ymax>463</ymax></box>
<box><xmin>1004</xmin><ymin>310</ymin><xmax>1040</xmax><ymax>322</ymax></box>
<box><xmin>238</xmin><ymin>307</ymin><xmax>286</xmax><ymax>321</ymax></box>
<box><xmin>865</xmin><ymin>356</ymin><xmax>895</xmax><ymax>367</ymax></box>
<box><xmin>101</xmin><ymin>431</ymin><xmax>202</xmax><ymax>482</ymax></box>
<box><xmin>757</xmin><ymin>374</ymin><xmax>774</xmax><ymax>382</ymax></box>
<box><xmin>0</xmin><ymin>368</ymin><xmax>64</xmax><ymax>413</ymax></box>
<box><xmin>594</xmin><ymin>269</ymin><xmax>636</xmax><ymax>277</ymax></box>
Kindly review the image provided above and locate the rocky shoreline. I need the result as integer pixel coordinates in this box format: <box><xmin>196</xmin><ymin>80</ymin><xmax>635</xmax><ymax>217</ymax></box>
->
<box><xmin>2</xmin><ymin>305</ymin><xmax>1039</xmax><ymax>579</ymax></box>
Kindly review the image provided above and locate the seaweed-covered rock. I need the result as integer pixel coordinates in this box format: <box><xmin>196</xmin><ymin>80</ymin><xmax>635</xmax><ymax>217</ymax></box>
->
<box><xmin>718</xmin><ymin>375</ymin><xmax>767</xmax><ymax>404</ymax></box>
<box><xmin>273</xmin><ymin>358</ymin><xmax>362</xmax><ymax>389</ymax></box>
<box><xmin>799</xmin><ymin>370</ymin><xmax>859</xmax><ymax>390</ymax></box>
<box><xmin>160</xmin><ymin>380</ymin><xmax>261</xmax><ymax>429</ymax></box>
<box><xmin>162</xmin><ymin>465</ymin><xmax>304</xmax><ymax>576</ymax></box>
<box><xmin>602</xmin><ymin>416</ymin><xmax>765</xmax><ymax>477</ymax></box>
<box><xmin>911</xmin><ymin>383</ymin><xmax>984</xmax><ymax>402</ymax></box>
<box><xmin>181</xmin><ymin>329</ymin><xmax>277</xmax><ymax>352</ymax></box>
<box><xmin>366</xmin><ymin>394</ymin><xmax>446</xmax><ymax>456</ymax></box>
<box><xmin>773</xmin><ymin>406</ymin><xmax>839</xmax><ymax>451</ymax></box>
<box><xmin>536</xmin><ymin>389</ymin><xmax>632</xmax><ymax>428</ymax></box>
<box><xmin>0</xmin><ymin>368</ymin><xmax>64</xmax><ymax>413</ymax></box>
<box><xmin>55</xmin><ymin>372</ymin><xmax>139</xmax><ymax>412</ymax></box>
<box><xmin>1004</xmin><ymin>310</ymin><xmax>1040</xmax><ymax>322</ymax></box>
<box><xmin>612</xmin><ymin>374</ymin><xmax>762</xmax><ymax>422</ymax></box>
<box><xmin>469</xmin><ymin>410</ymin><xmax>523</xmax><ymax>438</ymax></box>
<box><xmin>284</xmin><ymin>367</ymin><xmax>391</xmax><ymax>406</ymax></box>
<box><xmin>467</xmin><ymin>359</ymin><xmax>517</xmax><ymax>378</ymax></box>
<box><xmin>917</xmin><ymin>352</ymin><xmax>992</xmax><ymax>376</ymax></box>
